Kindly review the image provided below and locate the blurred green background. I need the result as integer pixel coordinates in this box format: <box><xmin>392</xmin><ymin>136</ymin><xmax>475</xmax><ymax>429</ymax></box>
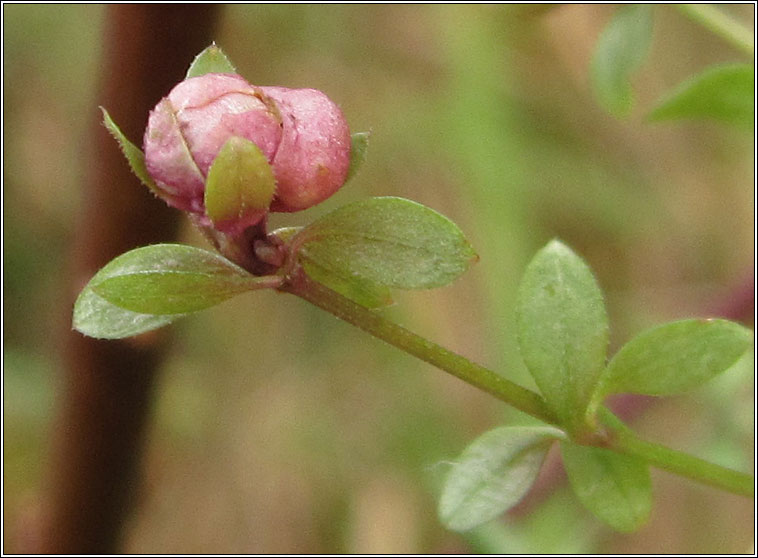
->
<box><xmin>3</xmin><ymin>4</ymin><xmax>754</xmax><ymax>553</ymax></box>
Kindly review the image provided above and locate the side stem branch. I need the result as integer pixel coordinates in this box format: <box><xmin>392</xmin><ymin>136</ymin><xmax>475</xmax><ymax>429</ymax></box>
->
<box><xmin>284</xmin><ymin>268</ymin><xmax>754</xmax><ymax>498</ymax></box>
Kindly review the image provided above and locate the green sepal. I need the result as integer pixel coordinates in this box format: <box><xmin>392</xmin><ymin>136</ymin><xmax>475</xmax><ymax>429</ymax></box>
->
<box><xmin>345</xmin><ymin>131</ymin><xmax>371</xmax><ymax>182</ymax></box>
<box><xmin>101</xmin><ymin>107</ymin><xmax>163</xmax><ymax>197</ymax></box>
<box><xmin>186</xmin><ymin>43</ymin><xmax>237</xmax><ymax>78</ymax></box>
<box><xmin>204</xmin><ymin>136</ymin><xmax>276</xmax><ymax>227</ymax></box>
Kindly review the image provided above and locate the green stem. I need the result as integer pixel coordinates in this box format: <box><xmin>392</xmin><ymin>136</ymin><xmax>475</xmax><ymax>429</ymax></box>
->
<box><xmin>601</xmin><ymin>409</ymin><xmax>754</xmax><ymax>496</ymax></box>
<box><xmin>678</xmin><ymin>4</ymin><xmax>754</xmax><ymax>57</ymax></box>
<box><xmin>284</xmin><ymin>269</ymin><xmax>557</xmax><ymax>425</ymax></box>
<box><xmin>284</xmin><ymin>269</ymin><xmax>754</xmax><ymax>498</ymax></box>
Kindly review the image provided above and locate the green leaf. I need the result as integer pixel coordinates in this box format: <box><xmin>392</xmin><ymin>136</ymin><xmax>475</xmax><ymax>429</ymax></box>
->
<box><xmin>294</xmin><ymin>197</ymin><xmax>478</xmax><ymax>290</ymax></box>
<box><xmin>561</xmin><ymin>441</ymin><xmax>651</xmax><ymax>533</ymax></box>
<box><xmin>345</xmin><ymin>131</ymin><xmax>370</xmax><ymax>182</ymax></box>
<box><xmin>204</xmin><ymin>136</ymin><xmax>276</xmax><ymax>226</ymax></box>
<box><xmin>596</xmin><ymin>319</ymin><xmax>753</xmax><ymax>399</ymax></box>
<box><xmin>590</xmin><ymin>5</ymin><xmax>654</xmax><ymax>117</ymax></box>
<box><xmin>73</xmin><ymin>284</ymin><xmax>185</xmax><ymax>339</ymax></box>
<box><xmin>516</xmin><ymin>240</ymin><xmax>609</xmax><ymax>432</ymax></box>
<box><xmin>101</xmin><ymin>107</ymin><xmax>163</xmax><ymax>197</ymax></box>
<box><xmin>185</xmin><ymin>43</ymin><xmax>237</xmax><ymax>78</ymax></box>
<box><xmin>439</xmin><ymin>426</ymin><xmax>564</xmax><ymax>532</ymax></box>
<box><xmin>648</xmin><ymin>64</ymin><xmax>754</xmax><ymax>128</ymax></box>
<box><xmin>85</xmin><ymin>244</ymin><xmax>275</xmax><ymax>315</ymax></box>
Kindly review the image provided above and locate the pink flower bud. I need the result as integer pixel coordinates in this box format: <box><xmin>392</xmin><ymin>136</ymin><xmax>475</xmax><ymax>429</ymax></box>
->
<box><xmin>143</xmin><ymin>73</ymin><xmax>351</xmax><ymax>229</ymax></box>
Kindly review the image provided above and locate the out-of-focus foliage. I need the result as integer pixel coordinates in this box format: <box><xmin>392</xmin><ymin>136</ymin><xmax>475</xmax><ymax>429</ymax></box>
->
<box><xmin>590</xmin><ymin>4</ymin><xmax>654</xmax><ymax>116</ymax></box>
<box><xmin>3</xmin><ymin>4</ymin><xmax>753</xmax><ymax>553</ymax></box>
<box><xmin>649</xmin><ymin>63</ymin><xmax>754</xmax><ymax>127</ymax></box>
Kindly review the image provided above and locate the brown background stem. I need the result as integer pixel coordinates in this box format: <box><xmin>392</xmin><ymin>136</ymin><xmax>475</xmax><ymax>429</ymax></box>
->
<box><xmin>37</xmin><ymin>5</ymin><xmax>220</xmax><ymax>553</ymax></box>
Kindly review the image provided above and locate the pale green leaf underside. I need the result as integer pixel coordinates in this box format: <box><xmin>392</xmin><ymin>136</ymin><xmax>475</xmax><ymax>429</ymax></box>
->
<box><xmin>346</xmin><ymin>131</ymin><xmax>371</xmax><ymax>183</ymax></box>
<box><xmin>186</xmin><ymin>43</ymin><xmax>237</xmax><ymax>78</ymax></box>
<box><xmin>101</xmin><ymin>107</ymin><xmax>162</xmax><ymax>197</ymax></box>
<box><xmin>597</xmin><ymin>318</ymin><xmax>753</xmax><ymax>398</ymax></box>
<box><xmin>73</xmin><ymin>284</ymin><xmax>184</xmax><ymax>340</ymax></box>
<box><xmin>649</xmin><ymin>64</ymin><xmax>754</xmax><ymax>127</ymax></box>
<box><xmin>561</xmin><ymin>441</ymin><xmax>651</xmax><ymax>533</ymax></box>
<box><xmin>439</xmin><ymin>426</ymin><xmax>563</xmax><ymax>532</ymax></box>
<box><xmin>204</xmin><ymin>136</ymin><xmax>275</xmax><ymax>225</ymax></box>
<box><xmin>83</xmin><ymin>244</ymin><xmax>267</xmax><ymax>315</ymax></box>
<box><xmin>591</xmin><ymin>4</ymin><xmax>654</xmax><ymax>116</ymax></box>
<box><xmin>295</xmin><ymin>197</ymin><xmax>478</xmax><ymax>291</ymax></box>
<box><xmin>516</xmin><ymin>240</ymin><xmax>609</xmax><ymax>430</ymax></box>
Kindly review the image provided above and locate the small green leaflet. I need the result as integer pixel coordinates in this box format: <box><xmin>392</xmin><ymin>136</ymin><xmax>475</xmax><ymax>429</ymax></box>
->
<box><xmin>345</xmin><ymin>131</ymin><xmax>371</xmax><ymax>183</ymax></box>
<box><xmin>594</xmin><ymin>319</ymin><xmax>753</xmax><ymax>401</ymax></box>
<box><xmin>590</xmin><ymin>4</ymin><xmax>654</xmax><ymax>117</ymax></box>
<box><xmin>561</xmin><ymin>441</ymin><xmax>652</xmax><ymax>533</ymax></box>
<box><xmin>204</xmin><ymin>136</ymin><xmax>276</xmax><ymax>226</ymax></box>
<box><xmin>293</xmin><ymin>197</ymin><xmax>478</xmax><ymax>306</ymax></box>
<box><xmin>439</xmin><ymin>426</ymin><xmax>564</xmax><ymax>532</ymax></box>
<box><xmin>101</xmin><ymin>107</ymin><xmax>163</xmax><ymax>198</ymax></box>
<box><xmin>648</xmin><ymin>64</ymin><xmax>754</xmax><ymax>128</ymax></box>
<box><xmin>186</xmin><ymin>43</ymin><xmax>237</xmax><ymax>78</ymax></box>
<box><xmin>73</xmin><ymin>244</ymin><xmax>279</xmax><ymax>339</ymax></box>
<box><xmin>515</xmin><ymin>240</ymin><xmax>609</xmax><ymax>433</ymax></box>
